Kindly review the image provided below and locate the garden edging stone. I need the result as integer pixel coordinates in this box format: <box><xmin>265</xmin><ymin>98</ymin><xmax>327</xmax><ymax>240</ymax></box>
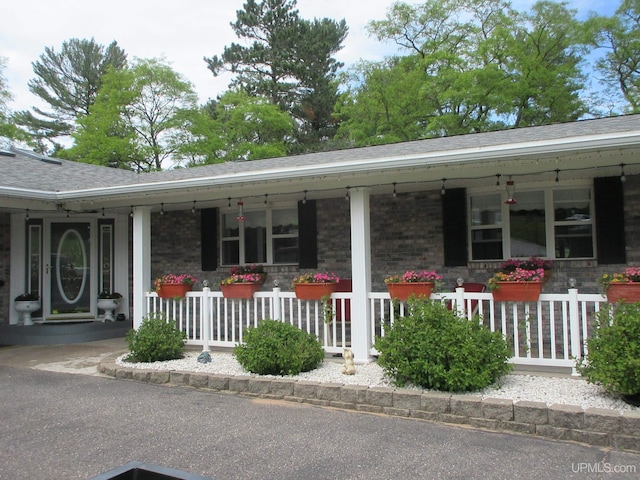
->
<box><xmin>98</xmin><ymin>361</ymin><xmax>640</xmax><ymax>453</ymax></box>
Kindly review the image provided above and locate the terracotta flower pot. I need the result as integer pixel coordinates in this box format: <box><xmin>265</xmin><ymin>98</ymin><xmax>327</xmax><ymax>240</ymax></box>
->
<box><xmin>221</xmin><ymin>282</ymin><xmax>261</xmax><ymax>299</ymax></box>
<box><xmin>492</xmin><ymin>281</ymin><xmax>542</xmax><ymax>302</ymax></box>
<box><xmin>386</xmin><ymin>282</ymin><xmax>434</xmax><ymax>301</ymax></box>
<box><xmin>606</xmin><ymin>282</ymin><xmax>640</xmax><ymax>303</ymax></box>
<box><xmin>294</xmin><ymin>283</ymin><xmax>338</xmax><ymax>300</ymax></box>
<box><xmin>157</xmin><ymin>283</ymin><xmax>192</xmax><ymax>299</ymax></box>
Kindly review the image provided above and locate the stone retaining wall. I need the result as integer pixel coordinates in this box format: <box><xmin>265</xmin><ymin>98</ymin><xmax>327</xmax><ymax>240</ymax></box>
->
<box><xmin>98</xmin><ymin>362</ymin><xmax>640</xmax><ymax>453</ymax></box>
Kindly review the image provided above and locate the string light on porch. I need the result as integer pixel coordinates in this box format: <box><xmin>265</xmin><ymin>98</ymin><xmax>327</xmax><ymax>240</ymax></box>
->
<box><xmin>191</xmin><ymin>201</ymin><xmax>196</xmax><ymax>214</ymax></box>
<box><xmin>236</xmin><ymin>199</ymin><xmax>246</xmax><ymax>221</ymax></box>
<box><xmin>505</xmin><ymin>176</ymin><xmax>517</xmax><ymax>205</ymax></box>
<box><xmin>86</xmin><ymin>159</ymin><xmax>640</xmax><ymax>217</ymax></box>
<box><xmin>160</xmin><ymin>203</ymin><xmax>165</xmax><ymax>216</ymax></box>
<box><xmin>25</xmin><ymin>209</ymin><xmax>29</xmax><ymax>221</ymax></box>
<box><xmin>302</xmin><ymin>190</ymin><xmax>308</xmax><ymax>204</ymax></box>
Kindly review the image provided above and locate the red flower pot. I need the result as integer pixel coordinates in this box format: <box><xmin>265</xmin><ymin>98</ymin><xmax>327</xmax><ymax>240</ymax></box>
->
<box><xmin>221</xmin><ymin>282</ymin><xmax>262</xmax><ymax>299</ymax></box>
<box><xmin>294</xmin><ymin>283</ymin><xmax>338</xmax><ymax>300</ymax></box>
<box><xmin>386</xmin><ymin>282</ymin><xmax>435</xmax><ymax>301</ymax></box>
<box><xmin>606</xmin><ymin>283</ymin><xmax>640</xmax><ymax>303</ymax></box>
<box><xmin>492</xmin><ymin>281</ymin><xmax>542</xmax><ymax>302</ymax></box>
<box><xmin>157</xmin><ymin>283</ymin><xmax>192</xmax><ymax>299</ymax></box>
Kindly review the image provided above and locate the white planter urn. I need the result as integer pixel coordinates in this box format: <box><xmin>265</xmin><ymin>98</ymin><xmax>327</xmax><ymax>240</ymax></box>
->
<box><xmin>14</xmin><ymin>300</ymin><xmax>41</xmax><ymax>326</ymax></box>
<box><xmin>97</xmin><ymin>298</ymin><xmax>120</xmax><ymax>322</ymax></box>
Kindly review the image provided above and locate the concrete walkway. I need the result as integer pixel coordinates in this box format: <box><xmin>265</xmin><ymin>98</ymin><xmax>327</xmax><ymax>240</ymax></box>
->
<box><xmin>0</xmin><ymin>337</ymin><xmax>129</xmax><ymax>375</ymax></box>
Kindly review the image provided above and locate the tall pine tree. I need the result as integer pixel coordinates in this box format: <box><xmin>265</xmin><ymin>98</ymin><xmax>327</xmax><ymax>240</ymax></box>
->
<box><xmin>204</xmin><ymin>0</ymin><xmax>347</xmax><ymax>151</ymax></box>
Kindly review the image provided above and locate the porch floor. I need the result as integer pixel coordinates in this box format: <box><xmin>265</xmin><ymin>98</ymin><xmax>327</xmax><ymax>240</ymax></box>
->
<box><xmin>0</xmin><ymin>320</ymin><xmax>132</xmax><ymax>346</ymax></box>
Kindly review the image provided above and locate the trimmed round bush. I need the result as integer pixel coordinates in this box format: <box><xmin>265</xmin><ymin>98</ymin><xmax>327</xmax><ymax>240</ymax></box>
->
<box><xmin>126</xmin><ymin>312</ymin><xmax>186</xmax><ymax>362</ymax></box>
<box><xmin>374</xmin><ymin>300</ymin><xmax>512</xmax><ymax>392</ymax></box>
<box><xmin>234</xmin><ymin>319</ymin><xmax>324</xmax><ymax>375</ymax></box>
<box><xmin>577</xmin><ymin>303</ymin><xmax>640</xmax><ymax>399</ymax></box>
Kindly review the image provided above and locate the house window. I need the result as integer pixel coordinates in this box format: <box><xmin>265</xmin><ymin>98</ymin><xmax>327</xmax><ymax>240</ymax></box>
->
<box><xmin>553</xmin><ymin>188</ymin><xmax>593</xmax><ymax>258</ymax></box>
<box><xmin>470</xmin><ymin>193</ymin><xmax>503</xmax><ymax>259</ymax></box>
<box><xmin>510</xmin><ymin>190</ymin><xmax>546</xmax><ymax>257</ymax></box>
<box><xmin>221</xmin><ymin>206</ymin><xmax>298</xmax><ymax>265</ymax></box>
<box><xmin>26</xmin><ymin>220</ymin><xmax>43</xmax><ymax>297</ymax></box>
<box><xmin>469</xmin><ymin>186</ymin><xmax>594</xmax><ymax>260</ymax></box>
<box><xmin>98</xmin><ymin>220</ymin><xmax>114</xmax><ymax>293</ymax></box>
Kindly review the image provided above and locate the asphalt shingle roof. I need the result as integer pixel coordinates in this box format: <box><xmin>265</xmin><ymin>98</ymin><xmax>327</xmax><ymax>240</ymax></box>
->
<box><xmin>3</xmin><ymin>114</ymin><xmax>640</xmax><ymax>194</ymax></box>
<box><xmin>0</xmin><ymin>148</ymin><xmax>139</xmax><ymax>192</ymax></box>
<box><xmin>130</xmin><ymin>114</ymin><xmax>640</xmax><ymax>184</ymax></box>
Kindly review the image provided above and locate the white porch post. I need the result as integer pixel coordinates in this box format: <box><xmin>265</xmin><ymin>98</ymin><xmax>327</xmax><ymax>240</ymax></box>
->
<box><xmin>9</xmin><ymin>214</ymin><xmax>26</xmax><ymax>325</ymax></box>
<box><xmin>132</xmin><ymin>207</ymin><xmax>151</xmax><ymax>330</ymax></box>
<box><xmin>349</xmin><ymin>187</ymin><xmax>372</xmax><ymax>363</ymax></box>
<box><xmin>568</xmin><ymin>286</ymin><xmax>581</xmax><ymax>376</ymax></box>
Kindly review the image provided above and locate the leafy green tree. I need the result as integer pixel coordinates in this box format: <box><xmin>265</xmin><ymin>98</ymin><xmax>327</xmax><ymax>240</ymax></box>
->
<box><xmin>498</xmin><ymin>1</ymin><xmax>587</xmax><ymax>126</ymax></box>
<box><xmin>13</xmin><ymin>38</ymin><xmax>127</xmax><ymax>153</ymax></box>
<box><xmin>171</xmin><ymin>104</ymin><xmax>226</xmax><ymax>166</ymax></box>
<box><xmin>204</xmin><ymin>0</ymin><xmax>347</xmax><ymax>149</ymax></box>
<box><xmin>335</xmin><ymin>57</ymin><xmax>431</xmax><ymax>145</ymax></box>
<box><xmin>584</xmin><ymin>0</ymin><xmax>640</xmax><ymax>113</ymax></box>
<box><xmin>0</xmin><ymin>56</ymin><xmax>15</xmax><ymax>146</ymax></box>
<box><xmin>65</xmin><ymin>58</ymin><xmax>198</xmax><ymax>171</ymax></box>
<box><xmin>0</xmin><ymin>57</ymin><xmax>10</xmax><ymax>117</ymax></box>
<box><xmin>61</xmin><ymin>67</ymin><xmax>143</xmax><ymax>169</ymax></box>
<box><xmin>0</xmin><ymin>57</ymin><xmax>31</xmax><ymax>147</ymax></box>
<box><xmin>340</xmin><ymin>0</ymin><xmax>587</xmax><ymax>145</ymax></box>
<box><xmin>191</xmin><ymin>89</ymin><xmax>294</xmax><ymax>164</ymax></box>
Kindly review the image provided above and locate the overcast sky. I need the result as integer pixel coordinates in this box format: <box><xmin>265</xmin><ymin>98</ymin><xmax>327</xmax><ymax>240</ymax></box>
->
<box><xmin>1</xmin><ymin>0</ymin><xmax>616</xmax><ymax>113</ymax></box>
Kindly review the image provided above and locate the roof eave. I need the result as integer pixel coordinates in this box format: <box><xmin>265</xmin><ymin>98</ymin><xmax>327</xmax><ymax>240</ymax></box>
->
<box><xmin>3</xmin><ymin>129</ymin><xmax>638</xmax><ymax>207</ymax></box>
<box><xmin>56</xmin><ymin>130</ymin><xmax>640</xmax><ymax>201</ymax></box>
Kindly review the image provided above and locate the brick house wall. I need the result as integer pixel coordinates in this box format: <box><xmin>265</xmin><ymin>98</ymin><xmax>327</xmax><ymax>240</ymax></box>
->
<box><xmin>144</xmin><ymin>175</ymin><xmax>640</xmax><ymax>296</ymax></box>
<box><xmin>0</xmin><ymin>176</ymin><xmax>639</xmax><ymax>325</ymax></box>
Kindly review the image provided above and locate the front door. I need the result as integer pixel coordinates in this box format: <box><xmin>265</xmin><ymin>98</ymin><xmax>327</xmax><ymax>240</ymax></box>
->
<box><xmin>45</xmin><ymin>221</ymin><xmax>94</xmax><ymax>320</ymax></box>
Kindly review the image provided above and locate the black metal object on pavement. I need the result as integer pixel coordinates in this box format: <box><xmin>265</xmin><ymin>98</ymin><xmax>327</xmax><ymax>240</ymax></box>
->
<box><xmin>89</xmin><ymin>461</ymin><xmax>214</xmax><ymax>480</ymax></box>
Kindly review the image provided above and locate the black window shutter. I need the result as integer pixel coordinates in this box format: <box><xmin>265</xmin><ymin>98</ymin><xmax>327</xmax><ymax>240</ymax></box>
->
<box><xmin>298</xmin><ymin>200</ymin><xmax>317</xmax><ymax>269</ymax></box>
<box><xmin>442</xmin><ymin>188</ymin><xmax>468</xmax><ymax>267</ymax></box>
<box><xmin>201</xmin><ymin>208</ymin><xmax>218</xmax><ymax>271</ymax></box>
<box><xmin>594</xmin><ymin>177</ymin><xmax>626</xmax><ymax>264</ymax></box>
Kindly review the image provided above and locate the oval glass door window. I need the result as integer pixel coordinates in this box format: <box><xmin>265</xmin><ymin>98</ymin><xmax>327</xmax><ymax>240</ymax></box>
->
<box><xmin>55</xmin><ymin>228</ymin><xmax>88</xmax><ymax>304</ymax></box>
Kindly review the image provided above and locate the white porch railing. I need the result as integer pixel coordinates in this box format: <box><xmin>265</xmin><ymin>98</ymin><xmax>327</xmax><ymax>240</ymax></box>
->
<box><xmin>145</xmin><ymin>287</ymin><xmax>607</xmax><ymax>370</ymax></box>
<box><xmin>145</xmin><ymin>288</ymin><xmax>352</xmax><ymax>355</ymax></box>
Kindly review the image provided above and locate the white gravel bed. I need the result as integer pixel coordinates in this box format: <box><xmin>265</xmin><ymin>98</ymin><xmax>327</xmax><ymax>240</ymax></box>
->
<box><xmin>116</xmin><ymin>352</ymin><xmax>639</xmax><ymax>412</ymax></box>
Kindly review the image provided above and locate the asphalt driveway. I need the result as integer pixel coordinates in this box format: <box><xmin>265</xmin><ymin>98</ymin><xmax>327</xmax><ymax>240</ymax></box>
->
<box><xmin>1</xmin><ymin>353</ymin><xmax>640</xmax><ymax>479</ymax></box>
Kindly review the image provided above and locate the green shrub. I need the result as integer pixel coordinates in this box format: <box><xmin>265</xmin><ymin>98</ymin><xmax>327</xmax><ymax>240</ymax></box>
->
<box><xmin>577</xmin><ymin>303</ymin><xmax>640</xmax><ymax>397</ymax></box>
<box><xmin>374</xmin><ymin>300</ymin><xmax>512</xmax><ymax>392</ymax></box>
<box><xmin>234</xmin><ymin>319</ymin><xmax>325</xmax><ymax>375</ymax></box>
<box><xmin>126</xmin><ymin>312</ymin><xmax>186</xmax><ymax>362</ymax></box>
